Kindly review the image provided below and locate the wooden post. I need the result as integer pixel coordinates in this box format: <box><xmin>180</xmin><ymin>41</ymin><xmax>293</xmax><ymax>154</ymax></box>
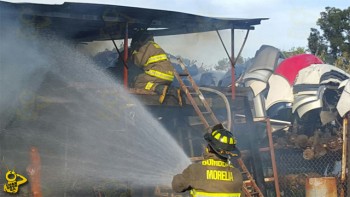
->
<box><xmin>244</xmin><ymin>98</ymin><xmax>267</xmax><ymax>196</ymax></box>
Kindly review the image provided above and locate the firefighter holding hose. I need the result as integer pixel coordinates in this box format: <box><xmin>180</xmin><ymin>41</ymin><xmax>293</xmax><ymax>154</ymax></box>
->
<box><xmin>130</xmin><ymin>30</ymin><xmax>182</xmax><ymax>105</ymax></box>
<box><xmin>172</xmin><ymin>124</ymin><xmax>244</xmax><ymax>197</ymax></box>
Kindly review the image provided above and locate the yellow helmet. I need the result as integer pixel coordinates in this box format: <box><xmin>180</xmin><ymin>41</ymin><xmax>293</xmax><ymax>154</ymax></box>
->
<box><xmin>204</xmin><ymin>124</ymin><xmax>239</xmax><ymax>158</ymax></box>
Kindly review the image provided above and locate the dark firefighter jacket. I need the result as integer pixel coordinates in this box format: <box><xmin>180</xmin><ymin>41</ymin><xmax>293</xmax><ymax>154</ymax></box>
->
<box><xmin>132</xmin><ymin>41</ymin><xmax>174</xmax><ymax>82</ymax></box>
<box><xmin>172</xmin><ymin>152</ymin><xmax>244</xmax><ymax>197</ymax></box>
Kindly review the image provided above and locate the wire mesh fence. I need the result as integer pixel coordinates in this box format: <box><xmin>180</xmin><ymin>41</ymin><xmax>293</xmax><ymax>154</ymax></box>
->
<box><xmin>264</xmin><ymin>149</ymin><xmax>348</xmax><ymax>197</ymax></box>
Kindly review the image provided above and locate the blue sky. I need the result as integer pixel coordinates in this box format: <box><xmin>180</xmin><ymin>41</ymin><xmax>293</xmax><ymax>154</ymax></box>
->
<box><xmin>5</xmin><ymin>0</ymin><xmax>350</xmax><ymax>66</ymax></box>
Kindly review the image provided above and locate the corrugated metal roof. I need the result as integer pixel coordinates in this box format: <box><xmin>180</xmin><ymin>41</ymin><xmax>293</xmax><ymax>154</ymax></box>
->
<box><xmin>0</xmin><ymin>1</ymin><xmax>267</xmax><ymax>42</ymax></box>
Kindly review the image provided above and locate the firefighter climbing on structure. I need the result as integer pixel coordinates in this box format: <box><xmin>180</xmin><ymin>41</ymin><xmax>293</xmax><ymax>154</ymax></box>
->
<box><xmin>130</xmin><ymin>30</ymin><xmax>182</xmax><ymax>105</ymax></box>
<box><xmin>172</xmin><ymin>124</ymin><xmax>244</xmax><ymax>197</ymax></box>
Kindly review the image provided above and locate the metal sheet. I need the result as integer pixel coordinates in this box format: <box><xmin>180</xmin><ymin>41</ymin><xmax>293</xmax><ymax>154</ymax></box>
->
<box><xmin>244</xmin><ymin>45</ymin><xmax>284</xmax><ymax>75</ymax></box>
<box><xmin>295</xmin><ymin>64</ymin><xmax>350</xmax><ymax>85</ymax></box>
<box><xmin>246</xmin><ymin>80</ymin><xmax>267</xmax><ymax>96</ymax></box>
<box><xmin>337</xmin><ymin>79</ymin><xmax>350</xmax><ymax>117</ymax></box>
<box><xmin>275</xmin><ymin>54</ymin><xmax>323</xmax><ymax>85</ymax></box>
<box><xmin>265</xmin><ymin>74</ymin><xmax>293</xmax><ymax>110</ymax></box>
<box><xmin>0</xmin><ymin>1</ymin><xmax>267</xmax><ymax>42</ymax></box>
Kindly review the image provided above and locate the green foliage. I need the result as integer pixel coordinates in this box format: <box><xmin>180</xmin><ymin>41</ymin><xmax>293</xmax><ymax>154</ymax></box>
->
<box><xmin>307</xmin><ymin>28</ymin><xmax>327</xmax><ymax>55</ymax></box>
<box><xmin>214</xmin><ymin>58</ymin><xmax>230</xmax><ymax>71</ymax></box>
<box><xmin>198</xmin><ymin>63</ymin><xmax>211</xmax><ymax>72</ymax></box>
<box><xmin>283</xmin><ymin>47</ymin><xmax>309</xmax><ymax>58</ymax></box>
<box><xmin>334</xmin><ymin>52</ymin><xmax>350</xmax><ymax>73</ymax></box>
<box><xmin>307</xmin><ymin>7</ymin><xmax>350</xmax><ymax>73</ymax></box>
<box><xmin>214</xmin><ymin>57</ymin><xmax>244</xmax><ymax>71</ymax></box>
<box><xmin>317</xmin><ymin>7</ymin><xmax>350</xmax><ymax>57</ymax></box>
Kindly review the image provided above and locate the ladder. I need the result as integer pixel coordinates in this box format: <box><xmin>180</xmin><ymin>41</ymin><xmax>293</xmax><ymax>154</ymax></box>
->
<box><xmin>238</xmin><ymin>158</ymin><xmax>264</xmax><ymax>197</ymax></box>
<box><xmin>174</xmin><ymin>59</ymin><xmax>264</xmax><ymax>197</ymax></box>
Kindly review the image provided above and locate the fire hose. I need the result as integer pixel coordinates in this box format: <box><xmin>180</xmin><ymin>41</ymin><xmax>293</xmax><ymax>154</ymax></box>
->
<box><xmin>198</xmin><ymin>87</ymin><xmax>232</xmax><ymax>131</ymax></box>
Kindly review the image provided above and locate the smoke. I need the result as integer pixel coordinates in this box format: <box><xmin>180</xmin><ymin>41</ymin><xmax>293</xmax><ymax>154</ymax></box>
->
<box><xmin>0</xmin><ymin>17</ymin><xmax>51</xmax><ymax>129</ymax></box>
<box><xmin>79</xmin><ymin>30</ymin><xmax>237</xmax><ymax>68</ymax></box>
<box><xmin>78</xmin><ymin>40</ymin><xmax>117</xmax><ymax>57</ymax></box>
<box><xmin>154</xmin><ymin>31</ymin><xmax>234</xmax><ymax>67</ymax></box>
<box><xmin>0</xmin><ymin>8</ymin><xmax>190</xmax><ymax>196</ymax></box>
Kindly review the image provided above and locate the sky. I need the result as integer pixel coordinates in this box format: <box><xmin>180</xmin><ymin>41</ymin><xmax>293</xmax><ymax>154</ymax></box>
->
<box><xmin>4</xmin><ymin>0</ymin><xmax>350</xmax><ymax>66</ymax></box>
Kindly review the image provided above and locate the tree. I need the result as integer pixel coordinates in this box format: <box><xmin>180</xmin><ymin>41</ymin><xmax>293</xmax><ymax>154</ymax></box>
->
<box><xmin>283</xmin><ymin>47</ymin><xmax>309</xmax><ymax>58</ymax></box>
<box><xmin>214</xmin><ymin>58</ymin><xmax>230</xmax><ymax>71</ymax></box>
<box><xmin>308</xmin><ymin>7</ymin><xmax>350</xmax><ymax>62</ymax></box>
<box><xmin>334</xmin><ymin>52</ymin><xmax>350</xmax><ymax>73</ymax></box>
<box><xmin>214</xmin><ymin>56</ymin><xmax>244</xmax><ymax>71</ymax></box>
<box><xmin>307</xmin><ymin>28</ymin><xmax>327</xmax><ymax>56</ymax></box>
<box><xmin>318</xmin><ymin>7</ymin><xmax>350</xmax><ymax>57</ymax></box>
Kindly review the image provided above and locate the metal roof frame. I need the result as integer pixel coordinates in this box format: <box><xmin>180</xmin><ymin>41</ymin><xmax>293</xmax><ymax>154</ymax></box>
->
<box><xmin>0</xmin><ymin>1</ymin><xmax>268</xmax><ymax>42</ymax></box>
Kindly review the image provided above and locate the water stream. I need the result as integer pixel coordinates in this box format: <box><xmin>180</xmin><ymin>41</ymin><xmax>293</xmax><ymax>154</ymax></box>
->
<box><xmin>0</xmin><ymin>22</ymin><xmax>191</xmax><ymax>196</ymax></box>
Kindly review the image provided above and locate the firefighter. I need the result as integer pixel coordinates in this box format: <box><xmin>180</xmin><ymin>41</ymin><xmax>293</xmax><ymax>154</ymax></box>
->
<box><xmin>130</xmin><ymin>30</ymin><xmax>181</xmax><ymax>105</ymax></box>
<box><xmin>172</xmin><ymin>124</ymin><xmax>244</xmax><ymax>197</ymax></box>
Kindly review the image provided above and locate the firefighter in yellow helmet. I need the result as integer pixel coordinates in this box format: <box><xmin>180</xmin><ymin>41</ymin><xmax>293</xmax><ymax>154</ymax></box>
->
<box><xmin>130</xmin><ymin>30</ymin><xmax>181</xmax><ymax>105</ymax></box>
<box><xmin>172</xmin><ymin>124</ymin><xmax>244</xmax><ymax>197</ymax></box>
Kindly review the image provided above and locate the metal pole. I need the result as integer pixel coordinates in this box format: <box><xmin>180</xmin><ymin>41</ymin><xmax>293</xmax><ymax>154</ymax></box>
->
<box><xmin>217</xmin><ymin>28</ymin><xmax>249</xmax><ymax>100</ymax></box>
<box><xmin>64</xmin><ymin>127</ymin><xmax>68</xmax><ymax>197</ymax></box>
<box><xmin>188</xmin><ymin>129</ymin><xmax>194</xmax><ymax>157</ymax></box>
<box><xmin>216</xmin><ymin>30</ymin><xmax>235</xmax><ymax>68</ymax></box>
<box><xmin>244</xmin><ymin>97</ymin><xmax>267</xmax><ymax>196</ymax></box>
<box><xmin>231</xmin><ymin>29</ymin><xmax>235</xmax><ymax>100</ymax></box>
<box><xmin>123</xmin><ymin>22</ymin><xmax>129</xmax><ymax>89</ymax></box>
<box><xmin>28</xmin><ymin>147</ymin><xmax>42</xmax><ymax>197</ymax></box>
<box><xmin>101</xmin><ymin>18</ymin><xmax>128</xmax><ymax>69</ymax></box>
<box><xmin>347</xmin><ymin>113</ymin><xmax>350</xmax><ymax>197</ymax></box>
<box><xmin>341</xmin><ymin>113</ymin><xmax>349</xmax><ymax>197</ymax></box>
<box><xmin>266</xmin><ymin>118</ymin><xmax>281</xmax><ymax>197</ymax></box>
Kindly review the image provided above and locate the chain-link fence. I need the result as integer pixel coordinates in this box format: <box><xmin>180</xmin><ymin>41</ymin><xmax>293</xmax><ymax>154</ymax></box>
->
<box><xmin>264</xmin><ymin>149</ymin><xmax>348</xmax><ymax>197</ymax></box>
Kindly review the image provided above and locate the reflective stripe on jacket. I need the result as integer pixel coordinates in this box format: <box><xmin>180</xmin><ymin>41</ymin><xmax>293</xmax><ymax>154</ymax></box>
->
<box><xmin>145</xmin><ymin>69</ymin><xmax>174</xmax><ymax>81</ymax></box>
<box><xmin>191</xmin><ymin>189</ymin><xmax>241</xmax><ymax>197</ymax></box>
<box><xmin>132</xmin><ymin>41</ymin><xmax>174</xmax><ymax>82</ymax></box>
<box><xmin>144</xmin><ymin>54</ymin><xmax>168</xmax><ymax>66</ymax></box>
<box><xmin>172</xmin><ymin>152</ymin><xmax>244</xmax><ymax>196</ymax></box>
